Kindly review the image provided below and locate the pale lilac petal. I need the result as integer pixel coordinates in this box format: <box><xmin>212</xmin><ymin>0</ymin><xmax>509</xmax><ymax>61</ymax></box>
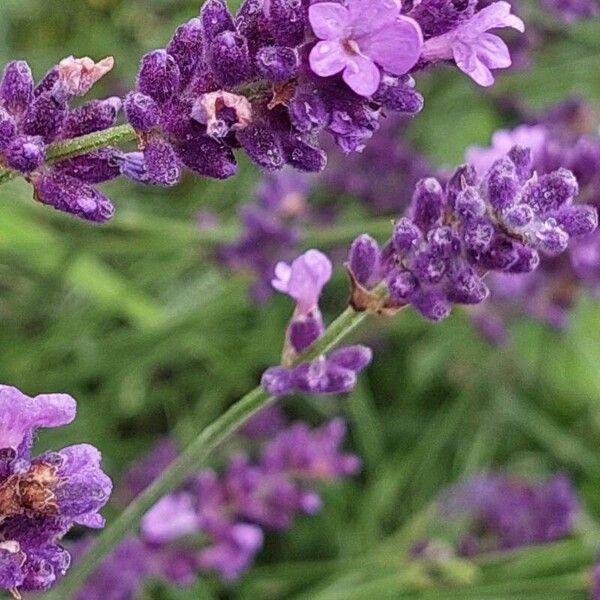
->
<box><xmin>453</xmin><ymin>41</ymin><xmax>494</xmax><ymax>86</ymax></box>
<box><xmin>274</xmin><ymin>250</ymin><xmax>332</xmax><ymax>313</ymax></box>
<box><xmin>348</xmin><ymin>0</ymin><xmax>401</xmax><ymax>36</ymax></box>
<box><xmin>343</xmin><ymin>55</ymin><xmax>381</xmax><ymax>97</ymax></box>
<box><xmin>467</xmin><ymin>1</ymin><xmax>525</xmax><ymax>34</ymax></box>
<box><xmin>272</xmin><ymin>262</ymin><xmax>292</xmax><ymax>293</ymax></box>
<box><xmin>361</xmin><ymin>16</ymin><xmax>423</xmax><ymax>75</ymax></box>
<box><xmin>309</xmin><ymin>40</ymin><xmax>348</xmax><ymax>77</ymax></box>
<box><xmin>0</xmin><ymin>386</ymin><xmax>76</xmax><ymax>450</ymax></box>
<box><xmin>476</xmin><ymin>33</ymin><xmax>511</xmax><ymax>68</ymax></box>
<box><xmin>308</xmin><ymin>3</ymin><xmax>350</xmax><ymax>40</ymax></box>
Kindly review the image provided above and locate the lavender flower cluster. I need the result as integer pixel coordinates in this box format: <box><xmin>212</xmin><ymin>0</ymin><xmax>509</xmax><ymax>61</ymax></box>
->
<box><xmin>437</xmin><ymin>472</ymin><xmax>579</xmax><ymax>555</ymax></box>
<box><xmin>466</xmin><ymin>101</ymin><xmax>600</xmax><ymax>337</ymax></box>
<box><xmin>346</xmin><ymin>144</ymin><xmax>597</xmax><ymax>321</ymax></box>
<box><xmin>262</xmin><ymin>249</ymin><xmax>373</xmax><ymax>396</ymax></box>
<box><xmin>0</xmin><ymin>57</ymin><xmax>122</xmax><ymax>222</ymax></box>
<box><xmin>75</xmin><ymin>411</ymin><xmax>359</xmax><ymax>599</ymax></box>
<box><xmin>123</xmin><ymin>0</ymin><xmax>521</xmax><ymax>183</ymax></box>
<box><xmin>0</xmin><ymin>385</ymin><xmax>111</xmax><ymax>599</ymax></box>
<box><xmin>1</xmin><ymin>0</ymin><xmax>529</xmax><ymax>222</ymax></box>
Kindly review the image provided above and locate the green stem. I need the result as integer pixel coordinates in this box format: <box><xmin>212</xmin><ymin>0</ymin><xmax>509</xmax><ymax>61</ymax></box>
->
<box><xmin>49</xmin><ymin>305</ymin><xmax>371</xmax><ymax>600</ymax></box>
<box><xmin>0</xmin><ymin>124</ymin><xmax>137</xmax><ymax>184</ymax></box>
<box><xmin>109</xmin><ymin>212</ymin><xmax>394</xmax><ymax>249</ymax></box>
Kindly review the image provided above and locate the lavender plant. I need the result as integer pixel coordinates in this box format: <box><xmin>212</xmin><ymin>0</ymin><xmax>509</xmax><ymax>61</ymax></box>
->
<box><xmin>0</xmin><ymin>1</ymin><xmax>599</xmax><ymax>599</ymax></box>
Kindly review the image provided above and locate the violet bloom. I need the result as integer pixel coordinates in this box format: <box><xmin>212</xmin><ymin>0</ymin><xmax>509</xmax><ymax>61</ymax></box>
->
<box><xmin>463</xmin><ymin>104</ymin><xmax>600</xmax><ymax>337</ymax></box>
<box><xmin>422</xmin><ymin>1</ymin><xmax>524</xmax><ymax>86</ymax></box>
<box><xmin>272</xmin><ymin>249</ymin><xmax>333</xmax><ymax>316</ymax></box>
<box><xmin>76</xmin><ymin>419</ymin><xmax>359</xmax><ymax>596</ymax></box>
<box><xmin>308</xmin><ymin>0</ymin><xmax>423</xmax><ymax>97</ymax></box>
<box><xmin>0</xmin><ymin>385</ymin><xmax>111</xmax><ymax>597</ymax></box>
<box><xmin>263</xmin><ymin>248</ymin><xmax>372</xmax><ymax>397</ymax></box>
<box><xmin>439</xmin><ymin>473</ymin><xmax>579</xmax><ymax>554</ymax></box>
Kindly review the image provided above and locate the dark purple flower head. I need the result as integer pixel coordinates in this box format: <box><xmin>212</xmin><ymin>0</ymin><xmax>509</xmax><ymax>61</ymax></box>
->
<box><xmin>123</xmin><ymin>0</ymin><xmax>524</xmax><ymax>176</ymax></box>
<box><xmin>0</xmin><ymin>58</ymin><xmax>121</xmax><ymax>222</ymax></box>
<box><xmin>439</xmin><ymin>473</ymin><xmax>579</xmax><ymax>554</ymax></box>
<box><xmin>346</xmin><ymin>144</ymin><xmax>597</xmax><ymax>321</ymax></box>
<box><xmin>464</xmin><ymin>107</ymin><xmax>600</xmax><ymax>336</ymax></box>
<box><xmin>0</xmin><ymin>385</ymin><xmax>111</xmax><ymax>597</ymax></box>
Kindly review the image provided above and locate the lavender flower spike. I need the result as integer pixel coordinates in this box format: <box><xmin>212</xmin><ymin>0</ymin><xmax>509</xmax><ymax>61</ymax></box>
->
<box><xmin>422</xmin><ymin>1</ymin><xmax>524</xmax><ymax>86</ymax></box>
<box><xmin>272</xmin><ymin>249</ymin><xmax>332</xmax><ymax>316</ymax></box>
<box><xmin>308</xmin><ymin>0</ymin><xmax>423</xmax><ymax>97</ymax></box>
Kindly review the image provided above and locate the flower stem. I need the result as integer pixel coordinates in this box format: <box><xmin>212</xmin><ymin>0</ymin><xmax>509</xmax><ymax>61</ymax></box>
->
<box><xmin>50</xmin><ymin>304</ymin><xmax>371</xmax><ymax>600</ymax></box>
<box><xmin>0</xmin><ymin>123</ymin><xmax>138</xmax><ymax>184</ymax></box>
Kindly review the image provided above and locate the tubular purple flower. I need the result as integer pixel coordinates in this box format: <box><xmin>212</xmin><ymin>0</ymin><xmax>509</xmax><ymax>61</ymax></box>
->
<box><xmin>421</xmin><ymin>1</ymin><xmax>524</xmax><ymax>86</ymax></box>
<box><xmin>308</xmin><ymin>0</ymin><xmax>423</xmax><ymax>97</ymax></box>
<box><xmin>272</xmin><ymin>249</ymin><xmax>332</xmax><ymax>316</ymax></box>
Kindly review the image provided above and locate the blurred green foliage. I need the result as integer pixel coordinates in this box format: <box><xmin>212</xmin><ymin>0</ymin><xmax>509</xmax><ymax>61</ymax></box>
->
<box><xmin>1</xmin><ymin>1</ymin><xmax>600</xmax><ymax>598</ymax></box>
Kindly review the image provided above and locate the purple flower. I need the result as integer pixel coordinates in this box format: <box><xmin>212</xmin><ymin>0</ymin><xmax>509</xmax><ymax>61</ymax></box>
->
<box><xmin>272</xmin><ymin>249</ymin><xmax>332</xmax><ymax>315</ymax></box>
<box><xmin>308</xmin><ymin>0</ymin><xmax>423</xmax><ymax>97</ymax></box>
<box><xmin>77</xmin><ymin>417</ymin><xmax>359</xmax><ymax>597</ymax></box>
<box><xmin>345</xmin><ymin>144</ymin><xmax>597</xmax><ymax>322</ymax></box>
<box><xmin>0</xmin><ymin>384</ymin><xmax>111</xmax><ymax>597</ymax></box>
<box><xmin>422</xmin><ymin>1</ymin><xmax>524</xmax><ymax>86</ymax></box>
<box><xmin>439</xmin><ymin>473</ymin><xmax>579</xmax><ymax>554</ymax></box>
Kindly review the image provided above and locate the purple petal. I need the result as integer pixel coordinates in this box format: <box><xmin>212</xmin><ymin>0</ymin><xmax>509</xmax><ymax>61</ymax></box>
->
<box><xmin>343</xmin><ymin>55</ymin><xmax>381</xmax><ymax>97</ymax></box>
<box><xmin>348</xmin><ymin>0</ymin><xmax>401</xmax><ymax>36</ymax></box>
<box><xmin>309</xmin><ymin>40</ymin><xmax>348</xmax><ymax>77</ymax></box>
<box><xmin>361</xmin><ymin>16</ymin><xmax>423</xmax><ymax>75</ymax></box>
<box><xmin>453</xmin><ymin>41</ymin><xmax>494</xmax><ymax>87</ymax></box>
<box><xmin>0</xmin><ymin>386</ymin><xmax>76</xmax><ymax>451</ymax></box>
<box><xmin>308</xmin><ymin>3</ymin><xmax>350</xmax><ymax>40</ymax></box>
<box><xmin>468</xmin><ymin>1</ymin><xmax>525</xmax><ymax>34</ymax></box>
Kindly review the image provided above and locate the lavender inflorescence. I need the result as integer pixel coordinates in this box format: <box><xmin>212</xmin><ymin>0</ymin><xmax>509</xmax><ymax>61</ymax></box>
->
<box><xmin>0</xmin><ymin>58</ymin><xmax>121</xmax><ymax>222</ymax></box>
<box><xmin>438</xmin><ymin>472</ymin><xmax>579</xmax><ymax>555</ymax></box>
<box><xmin>75</xmin><ymin>414</ymin><xmax>359</xmax><ymax>598</ymax></box>
<box><xmin>262</xmin><ymin>249</ymin><xmax>373</xmax><ymax>396</ymax></box>
<box><xmin>0</xmin><ymin>0</ymin><xmax>529</xmax><ymax>222</ymax></box>
<box><xmin>345</xmin><ymin>144</ymin><xmax>597</xmax><ymax>321</ymax></box>
<box><xmin>0</xmin><ymin>385</ymin><xmax>111</xmax><ymax>599</ymax></box>
<box><xmin>467</xmin><ymin>100</ymin><xmax>600</xmax><ymax>336</ymax></box>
